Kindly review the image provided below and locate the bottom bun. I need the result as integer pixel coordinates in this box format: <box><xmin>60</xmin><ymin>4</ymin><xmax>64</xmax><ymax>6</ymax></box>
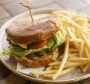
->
<box><xmin>14</xmin><ymin>48</ymin><xmax>59</xmax><ymax>68</ymax></box>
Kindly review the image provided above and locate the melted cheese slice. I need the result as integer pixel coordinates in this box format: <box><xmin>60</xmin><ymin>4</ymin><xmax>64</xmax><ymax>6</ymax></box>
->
<box><xmin>20</xmin><ymin>44</ymin><xmax>27</xmax><ymax>49</ymax></box>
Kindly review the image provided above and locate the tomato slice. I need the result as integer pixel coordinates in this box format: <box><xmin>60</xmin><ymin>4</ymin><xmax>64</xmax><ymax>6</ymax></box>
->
<box><xmin>32</xmin><ymin>40</ymin><xmax>47</xmax><ymax>49</ymax></box>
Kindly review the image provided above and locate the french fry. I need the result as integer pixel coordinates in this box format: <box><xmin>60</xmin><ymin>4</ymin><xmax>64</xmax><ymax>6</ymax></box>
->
<box><xmin>67</xmin><ymin>27</ymin><xmax>76</xmax><ymax>38</ymax></box>
<box><xmin>69</xmin><ymin>53</ymin><xmax>79</xmax><ymax>57</ymax></box>
<box><xmin>52</xmin><ymin>37</ymin><xmax>69</xmax><ymax>80</ymax></box>
<box><xmin>79</xmin><ymin>41</ymin><xmax>84</xmax><ymax>57</ymax></box>
<box><xmin>83</xmin><ymin>30</ymin><xmax>89</xmax><ymax>37</ymax></box>
<box><xmin>49</xmin><ymin>61</ymin><xmax>71</xmax><ymax>66</ymax></box>
<box><xmin>43</xmin><ymin>67</ymin><xmax>76</xmax><ymax>79</ymax></box>
<box><xmin>52</xmin><ymin>66</ymin><xmax>59</xmax><ymax>70</ymax></box>
<box><xmin>79</xmin><ymin>41</ymin><xmax>84</xmax><ymax>72</ymax></box>
<box><xmin>68</xmin><ymin>58</ymin><xmax>90</xmax><ymax>62</ymax></box>
<box><xmin>66</xmin><ymin>27</ymin><xmax>79</xmax><ymax>49</ymax></box>
<box><xmin>70</xmin><ymin>39</ymin><xmax>82</xmax><ymax>43</ymax></box>
<box><xmin>49</xmin><ymin>62</ymin><xmax>61</xmax><ymax>66</ymax></box>
<box><xmin>83</xmin><ymin>47</ymin><xmax>90</xmax><ymax>72</ymax></box>
<box><xmin>58</xmin><ymin>53</ymin><xmax>78</xmax><ymax>60</ymax></box>
<box><xmin>83</xmin><ymin>64</ymin><xmax>90</xmax><ymax>73</ymax></box>
<box><xmin>65</xmin><ymin>62</ymin><xmax>88</xmax><ymax>68</ymax></box>
<box><xmin>46</xmin><ymin>66</ymin><xmax>52</xmax><ymax>71</ymax></box>
<box><xmin>69</xmin><ymin>48</ymin><xmax>79</xmax><ymax>53</ymax></box>
<box><xmin>82</xmin><ymin>34</ymin><xmax>90</xmax><ymax>52</ymax></box>
<box><xmin>32</xmin><ymin>70</ymin><xmax>56</xmax><ymax>75</ymax></box>
<box><xmin>85</xmin><ymin>47</ymin><xmax>90</xmax><ymax>58</ymax></box>
<box><xmin>66</xmin><ymin>29</ymin><xmax>79</xmax><ymax>48</ymax></box>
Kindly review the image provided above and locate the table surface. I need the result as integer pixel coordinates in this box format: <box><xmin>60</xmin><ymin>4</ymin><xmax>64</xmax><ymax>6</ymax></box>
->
<box><xmin>0</xmin><ymin>0</ymin><xmax>90</xmax><ymax>84</ymax></box>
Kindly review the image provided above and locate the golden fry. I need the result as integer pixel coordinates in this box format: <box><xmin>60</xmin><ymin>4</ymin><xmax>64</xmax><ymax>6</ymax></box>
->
<box><xmin>43</xmin><ymin>67</ymin><xmax>76</xmax><ymax>79</ymax></box>
<box><xmin>32</xmin><ymin>70</ymin><xmax>56</xmax><ymax>75</ymax></box>
<box><xmin>52</xmin><ymin>37</ymin><xmax>69</xmax><ymax>80</ymax></box>
<box><xmin>68</xmin><ymin>58</ymin><xmax>90</xmax><ymax>62</ymax></box>
<box><xmin>83</xmin><ymin>64</ymin><xmax>90</xmax><ymax>73</ymax></box>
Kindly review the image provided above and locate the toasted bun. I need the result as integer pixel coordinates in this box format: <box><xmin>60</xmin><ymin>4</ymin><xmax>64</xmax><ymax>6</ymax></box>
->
<box><xmin>6</xmin><ymin>14</ymin><xmax>59</xmax><ymax>44</ymax></box>
<box><xmin>14</xmin><ymin>48</ymin><xmax>59</xmax><ymax>68</ymax></box>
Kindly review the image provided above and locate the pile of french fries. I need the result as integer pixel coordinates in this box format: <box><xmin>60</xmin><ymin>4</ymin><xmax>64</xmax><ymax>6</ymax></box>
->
<box><xmin>32</xmin><ymin>10</ymin><xmax>90</xmax><ymax>80</ymax></box>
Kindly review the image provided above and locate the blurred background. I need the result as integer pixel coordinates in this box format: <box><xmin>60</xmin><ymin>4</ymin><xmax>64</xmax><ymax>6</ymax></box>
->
<box><xmin>0</xmin><ymin>0</ymin><xmax>90</xmax><ymax>27</ymax></box>
<box><xmin>0</xmin><ymin>0</ymin><xmax>90</xmax><ymax>84</ymax></box>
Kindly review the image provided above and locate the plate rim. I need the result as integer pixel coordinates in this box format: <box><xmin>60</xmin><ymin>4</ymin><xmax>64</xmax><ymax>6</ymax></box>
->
<box><xmin>0</xmin><ymin>8</ymin><xmax>90</xmax><ymax>83</ymax></box>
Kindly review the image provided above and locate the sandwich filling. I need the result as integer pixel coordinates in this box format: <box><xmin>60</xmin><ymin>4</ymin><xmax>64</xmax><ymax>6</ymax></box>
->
<box><xmin>9</xmin><ymin>31</ymin><xmax>65</xmax><ymax>57</ymax></box>
<box><xmin>3</xmin><ymin>16</ymin><xmax>65</xmax><ymax>67</ymax></box>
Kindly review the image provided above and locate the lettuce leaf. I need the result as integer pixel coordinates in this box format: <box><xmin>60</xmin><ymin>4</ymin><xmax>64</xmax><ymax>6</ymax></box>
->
<box><xmin>2</xmin><ymin>49</ymin><xmax>10</xmax><ymax>55</ymax></box>
<box><xmin>3</xmin><ymin>31</ymin><xmax>65</xmax><ymax>57</ymax></box>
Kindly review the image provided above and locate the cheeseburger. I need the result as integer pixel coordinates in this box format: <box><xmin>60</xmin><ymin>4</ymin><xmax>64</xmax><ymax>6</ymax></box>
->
<box><xmin>5</xmin><ymin>15</ymin><xmax>65</xmax><ymax>68</ymax></box>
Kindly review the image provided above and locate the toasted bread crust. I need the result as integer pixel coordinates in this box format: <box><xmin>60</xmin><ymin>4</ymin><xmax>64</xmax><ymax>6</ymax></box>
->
<box><xmin>15</xmin><ymin>56</ymin><xmax>54</xmax><ymax>68</ymax></box>
<box><xmin>14</xmin><ymin>48</ymin><xmax>59</xmax><ymax>68</ymax></box>
<box><xmin>6</xmin><ymin>16</ymin><xmax>58</xmax><ymax>44</ymax></box>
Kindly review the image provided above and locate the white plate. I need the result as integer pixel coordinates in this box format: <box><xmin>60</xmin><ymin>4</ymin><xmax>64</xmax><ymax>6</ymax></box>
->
<box><xmin>0</xmin><ymin>8</ymin><xmax>90</xmax><ymax>84</ymax></box>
